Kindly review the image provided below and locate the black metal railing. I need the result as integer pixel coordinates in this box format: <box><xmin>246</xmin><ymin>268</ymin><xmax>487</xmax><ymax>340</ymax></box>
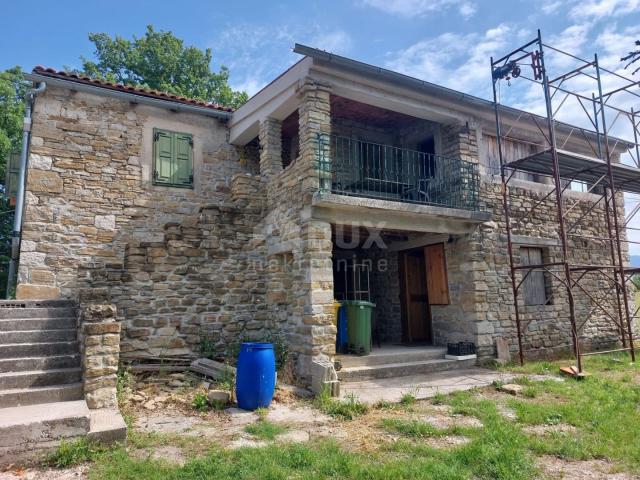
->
<box><xmin>316</xmin><ymin>133</ymin><xmax>480</xmax><ymax>211</ymax></box>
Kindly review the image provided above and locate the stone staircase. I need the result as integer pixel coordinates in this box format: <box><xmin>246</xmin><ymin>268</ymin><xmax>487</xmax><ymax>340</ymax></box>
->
<box><xmin>0</xmin><ymin>300</ymin><xmax>125</xmax><ymax>464</ymax></box>
<box><xmin>336</xmin><ymin>346</ymin><xmax>476</xmax><ymax>382</ymax></box>
<box><xmin>0</xmin><ymin>300</ymin><xmax>83</xmax><ymax>407</ymax></box>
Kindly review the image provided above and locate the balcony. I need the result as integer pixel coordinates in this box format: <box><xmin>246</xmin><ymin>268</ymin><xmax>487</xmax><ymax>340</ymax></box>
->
<box><xmin>316</xmin><ymin>134</ymin><xmax>480</xmax><ymax>212</ymax></box>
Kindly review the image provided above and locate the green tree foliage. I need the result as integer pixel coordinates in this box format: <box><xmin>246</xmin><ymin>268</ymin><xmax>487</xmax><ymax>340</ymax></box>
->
<box><xmin>0</xmin><ymin>66</ymin><xmax>27</xmax><ymax>182</ymax></box>
<box><xmin>621</xmin><ymin>40</ymin><xmax>640</xmax><ymax>75</ymax></box>
<box><xmin>78</xmin><ymin>25</ymin><xmax>248</xmax><ymax>108</ymax></box>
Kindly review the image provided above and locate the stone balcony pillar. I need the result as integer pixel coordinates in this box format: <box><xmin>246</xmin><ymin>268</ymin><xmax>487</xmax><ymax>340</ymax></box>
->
<box><xmin>297</xmin><ymin>78</ymin><xmax>332</xmax><ymax>198</ymax></box>
<box><xmin>259</xmin><ymin>117</ymin><xmax>283</xmax><ymax>183</ymax></box>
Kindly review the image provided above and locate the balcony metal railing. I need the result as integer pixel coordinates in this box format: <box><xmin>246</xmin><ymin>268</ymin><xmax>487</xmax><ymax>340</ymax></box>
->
<box><xmin>316</xmin><ymin>133</ymin><xmax>480</xmax><ymax>211</ymax></box>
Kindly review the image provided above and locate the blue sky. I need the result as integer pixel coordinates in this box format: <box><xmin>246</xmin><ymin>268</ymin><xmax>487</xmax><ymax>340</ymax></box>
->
<box><xmin>3</xmin><ymin>0</ymin><xmax>639</xmax><ymax>100</ymax></box>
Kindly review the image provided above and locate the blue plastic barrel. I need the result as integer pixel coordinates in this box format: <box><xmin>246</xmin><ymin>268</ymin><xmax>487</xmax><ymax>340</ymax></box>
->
<box><xmin>235</xmin><ymin>342</ymin><xmax>276</xmax><ymax>411</ymax></box>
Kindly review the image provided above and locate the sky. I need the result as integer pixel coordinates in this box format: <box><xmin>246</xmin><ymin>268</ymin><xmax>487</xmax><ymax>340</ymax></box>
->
<box><xmin>3</xmin><ymin>0</ymin><xmax>640</xmax><ymax>251</ymax></box>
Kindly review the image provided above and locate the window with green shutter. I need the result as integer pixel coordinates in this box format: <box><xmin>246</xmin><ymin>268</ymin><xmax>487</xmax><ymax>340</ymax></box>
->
<box><xmin>152</xmin><ymin>128</ymin><xmax>194</xmax><ymax>188</ymax></box>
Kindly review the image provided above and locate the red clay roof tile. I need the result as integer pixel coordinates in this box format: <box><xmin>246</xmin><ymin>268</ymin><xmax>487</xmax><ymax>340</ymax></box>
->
<box><xmin>32</xmin><ymin>66</ymin><xmax>234</xmax><ymax>113</ymax></box>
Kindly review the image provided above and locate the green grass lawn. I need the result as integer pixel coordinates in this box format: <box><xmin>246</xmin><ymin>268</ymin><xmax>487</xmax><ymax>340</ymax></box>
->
<box><xmin>51</xmin><ymin>353</ymin><xmax>640</xmax><ymax>480</ymax></box>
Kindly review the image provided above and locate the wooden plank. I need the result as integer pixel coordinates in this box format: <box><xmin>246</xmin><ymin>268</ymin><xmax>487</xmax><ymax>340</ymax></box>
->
<box><xmin>424</xmin><ymin>243</ymin><xmax>450</xmax><ymax>305</ymax></box>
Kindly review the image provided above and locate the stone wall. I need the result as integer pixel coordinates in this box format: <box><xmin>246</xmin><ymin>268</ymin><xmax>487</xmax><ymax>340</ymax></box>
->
<box><xmin>18</xmin><ymin>86</ymin><xmax>276</xmax><ymax>361</ymax></box>
<box><xmin>460</xmin><ymin>177</ymin><xmax>625</xmax><ymax>361</ymax></box>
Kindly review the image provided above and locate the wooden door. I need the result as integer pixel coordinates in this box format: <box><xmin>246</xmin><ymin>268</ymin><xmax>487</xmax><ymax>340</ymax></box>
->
<box><xmin>401</xmin><ymin>250</ymin><xmax>433</xmax><ymax>343</ymax></box>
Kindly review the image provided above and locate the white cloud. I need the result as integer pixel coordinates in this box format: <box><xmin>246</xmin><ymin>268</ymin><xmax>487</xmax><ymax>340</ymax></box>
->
<box><xmin>541</xmin><ymin>0</ymin><xmax>563</xmax><ymax>14</ymax></box>
<box><xmin>458</xmin><ymin>2</ymin><xmax>477</xmax><ymax>19</ymax></box>
<box><xmin>569</xmin><ymin>0</ymin><xmax>640</xmax><ymax>20</ymax></box>
<box><xmin>212</xmin><ymin>24</ymin><xmax>353</xmax><ymax>96</ymax></box>
<box><xmin>385</xmin><ymin>24</ymin><xmax>513</xmax><ymax>96</ymax></box>
<box><xmin>359</xmin><ymin>0</ymin><xmax>477</xmax><ymax>18</ymax></box>
<box><xmin>309</xmin><ymin>30</ymin><xmax>353</xmax><ymax>54</ymax></box>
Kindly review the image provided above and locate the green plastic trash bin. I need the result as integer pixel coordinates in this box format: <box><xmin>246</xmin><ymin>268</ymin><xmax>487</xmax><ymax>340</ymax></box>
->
<box><xmin>343</xmin><ymin>300</ymin><xmax>375</xmax><ymax>356</ymax></box>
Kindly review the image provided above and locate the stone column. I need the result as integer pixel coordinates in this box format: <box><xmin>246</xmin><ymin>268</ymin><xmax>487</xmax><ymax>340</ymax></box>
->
<box><xmin>80</xmin><ymin>304</ymin><xmax>121</xmax><ymax>409</ymax></box>
<box><xmin>297</xmin><ymin>78</ymin><xmax>332</xmax><ymax>198</ymax></box>
<box><xmin>259</xmin><ymin>118</ymin><xmax>283</xmax><ymax>183</ymax></box>
<box><xmin>296</xmin><ymin>220</ymin><xmax>336</xmax><ymax>384</ymax></box>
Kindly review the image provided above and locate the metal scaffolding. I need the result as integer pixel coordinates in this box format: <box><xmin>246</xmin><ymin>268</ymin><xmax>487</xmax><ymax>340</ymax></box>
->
<box><xmin>490</xmin><ymin>29</ymin><xmax>640</xmax><ymax>371</ymax></box>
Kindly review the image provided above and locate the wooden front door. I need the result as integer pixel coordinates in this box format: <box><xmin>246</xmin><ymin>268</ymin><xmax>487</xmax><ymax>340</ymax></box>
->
<box><xmin>400</xmin><ymin>249</ymin><xmax>433</xmax><ymax>343</ymax></box>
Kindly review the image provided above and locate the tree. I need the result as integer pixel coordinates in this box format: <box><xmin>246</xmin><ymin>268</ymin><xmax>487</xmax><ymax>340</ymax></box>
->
<box><xmin>621</xmin><ymin>40</ymin><xmax>640</xmax><ymax>75</ymax></box>
<box><xmin>0</xmin><ymin>66</ymin><xmax>27</xmax><ymax>182</ymax></box>
<box><xmin>77</xmin><ymin>25</ymin><xmax>248</xmax><ymax>108</ymax></box>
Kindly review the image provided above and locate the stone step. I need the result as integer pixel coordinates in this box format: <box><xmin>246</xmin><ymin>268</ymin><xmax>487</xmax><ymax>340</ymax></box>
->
<box><xmin>0</xmin><ymin>355</ymin><xmax>80</xmax><ymax>373</ymax></box>
<box><xmin>0</xmin><ymin>300</ymin><xmax>74</xmax><ymax>309</ymax></box>
<box><xmin>0</xmin><ymin>317</ymin><xmax>76</xmax><ymax>332</ymax></box>
<box><xmin>0</xmin><ymin>329</ymin><xmax>76</xmax><ymax>344</ymax></box>
<box><xmin>0</xmin><ymin>400</ymin><xmax>90</xmax><ymax>464</ymax></box>
<box><xmin>0</xmin><ymin>307</ymin><xmax>76</xmax><ymax>320</ymax></box>
<box><xmin>338</xmin><ymin>358</ymin><xmax>477</xmax><ymax>382</ymax></box>
<box><xmin>0</xmin><ymin>383</ymin><xmax>83</xmax><ymax>408</ymax></box>
<box><xmin>0</xmin><ymin>341</ymin><xmax>79</xmax><ymax>358</ymax></box>
<box><xmin>0</xmin><ymin>368</ymin><xmax>82</xmax><ymax>390</ymax></box>
<box><xmin>336</xmin><ymin>347</ymin><xmax>447</xmax><ymax>368</ymax></box>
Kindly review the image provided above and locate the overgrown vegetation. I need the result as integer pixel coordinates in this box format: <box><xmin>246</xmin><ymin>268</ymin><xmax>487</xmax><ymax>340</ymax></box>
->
<box><xmin>47</xmin><ymin>438</ymin><xmax>109</xmax><ymax>468</ymax></box>
<box><xmin>199</xmin><ymin>330</ymin><xmax>289</xmax><ymax>373</ymax></box>
<box><xmin>41</xmin><ymin>353</ymin><xmax>640</xmax><ymax>479</ymax></box>
<box><xmin>191</xmin><ymin>392</ymin><xmax>209</xmax><ymax>411</ymax></box>
<box><xmin>313</xmin><ymin>389</ymin><xmax>368</xmax><ymax>420</ymax></box>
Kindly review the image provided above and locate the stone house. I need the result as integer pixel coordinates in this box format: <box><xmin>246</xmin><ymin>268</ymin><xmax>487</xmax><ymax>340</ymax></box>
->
<box><xmin>8</xmin><ymin>44</ymin><xmax>629</xmax><ymax>396</ymax></box>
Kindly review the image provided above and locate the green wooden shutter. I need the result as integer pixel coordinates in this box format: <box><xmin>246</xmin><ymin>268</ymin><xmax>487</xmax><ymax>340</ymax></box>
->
<box><xmin>5</xmin><ymin>151</ymin><xmax>21</xmax><ymax>199</ymax></box>
<box><xmin>154</xmin><ymin>129</ymin><xmax>174</xmax><ymax>185</ymax></box>
<box><xmin>173</xmin><ymin>133</ymin><xmax>193</xmax><ymax>187</ymax></box>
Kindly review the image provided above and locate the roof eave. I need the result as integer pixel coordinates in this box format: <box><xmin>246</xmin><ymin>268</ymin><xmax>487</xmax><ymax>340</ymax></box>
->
<box><xmin>25</xmin><ymin>73</ymin><xmax>233</xmax><ymax>120</ymax></box>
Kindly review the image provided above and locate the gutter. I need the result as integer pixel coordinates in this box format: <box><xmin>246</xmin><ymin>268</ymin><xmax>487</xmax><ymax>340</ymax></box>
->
<box><xmin>24</xmin><ymin>73</ymin><xmax>233</xmax><ymax>120</ymax></box>
<box><xmin>6</xmin><ymin>81</ymin><xmax>46</xmax><ymax>298</ymax></box>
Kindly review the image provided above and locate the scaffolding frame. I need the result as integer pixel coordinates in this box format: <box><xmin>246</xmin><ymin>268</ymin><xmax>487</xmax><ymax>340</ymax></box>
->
<box><xmin>490</xmin><ymin>30</ymin><xmax>640</xmax><ymax>371</ymax></box>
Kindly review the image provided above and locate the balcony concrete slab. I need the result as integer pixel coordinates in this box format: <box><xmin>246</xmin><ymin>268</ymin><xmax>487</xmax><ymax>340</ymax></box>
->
<box><xmin>312</xmin><ymin>192</ymin><xmax>490</xmax><ymax>234</ymax></box>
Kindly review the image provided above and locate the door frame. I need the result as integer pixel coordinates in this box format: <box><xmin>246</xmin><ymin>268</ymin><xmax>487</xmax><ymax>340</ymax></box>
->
<box><xmin>398</xmin><ymin>247</ymin><xmax>434</xmax><ymax>344</ymax></box>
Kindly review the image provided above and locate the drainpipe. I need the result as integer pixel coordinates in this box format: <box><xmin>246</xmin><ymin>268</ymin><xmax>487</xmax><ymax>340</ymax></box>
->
<box><xmin>6</xmin><ymin>82</ymin><xmax>46</xmax><ymax>298</ymax></box>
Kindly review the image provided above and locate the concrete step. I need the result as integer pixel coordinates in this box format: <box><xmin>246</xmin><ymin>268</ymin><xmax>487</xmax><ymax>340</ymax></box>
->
<box><xmin>0</xmin><ymin>307</ymin><xmax>76</xmax><ymax>320</ymax></box>
<box><xmin>0</xmin><ymin>355</ymin><xmax>80</xmax><ymax>373</ymax></box>
<box><xmin>336</xmin><ymin>347</ymin><xmax>447</xmax><ymax>368</ymax></box>
<box><xmin>0</xmin><ymin>383</ymin><xmax>83</xmax><ymax>408</ymax></box>
<box><xmin>338</xmin><ymin>358</ymin><xmax>477</xmax><ymax>382</ymax></box>
<box><xmin>0</xmin><ymin>368</ymin><xmax>82</xmax><ymax>390</ymax></box>
<box><xmin>0</xmin><ymin>341</ymin><xmax>79</xmax><ymax>358</ymax></box>
<box><xmin>88</xmin><ymin>408</ymin><xmax>127</xmax><ymax>444</ymax></box>
<box><xmin>0</xmin><ymin>317</ymin><xmax>76</xmax><ymax>332</ymax></box>
<box><xmin>0</xmin><ymin>400</ymin><xmax>90</xmax><ymax>465</ymax></box>
<box><xmin>0</xmin><ymin>329</ymin><xmax>76</xmax><ymax>344</ymax></box>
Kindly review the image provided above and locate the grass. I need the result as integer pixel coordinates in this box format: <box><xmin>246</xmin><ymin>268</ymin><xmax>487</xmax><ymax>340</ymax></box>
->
<box><xmin>47</xmin><ymin>438</ymin><xmax>110</xmax><ymax>468</ymax></box>
<box><xmin>313</xmin><ymin>390</ymin><xmax>368</xmax><ymax>420</ymax></box>
<box><xmin>65</xmin><ymin>353</ymin><xmax>640</xmax><ymax>479</ymax></box>
<box><xmin>244</xmin><ymin>420</ymin><xmax>289</xmax><ymax>440</ymax></box>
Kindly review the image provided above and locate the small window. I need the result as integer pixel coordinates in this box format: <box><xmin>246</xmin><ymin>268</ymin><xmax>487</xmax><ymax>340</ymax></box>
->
<box><xmin>153</xmin><ymin>128</ymin><xmax>193</xmax><ymax>188</ymax></box>
<box><xmin>520</xmin><ymin>247</ymin><xmax>549</xmax><ymax>306</ymax></box>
